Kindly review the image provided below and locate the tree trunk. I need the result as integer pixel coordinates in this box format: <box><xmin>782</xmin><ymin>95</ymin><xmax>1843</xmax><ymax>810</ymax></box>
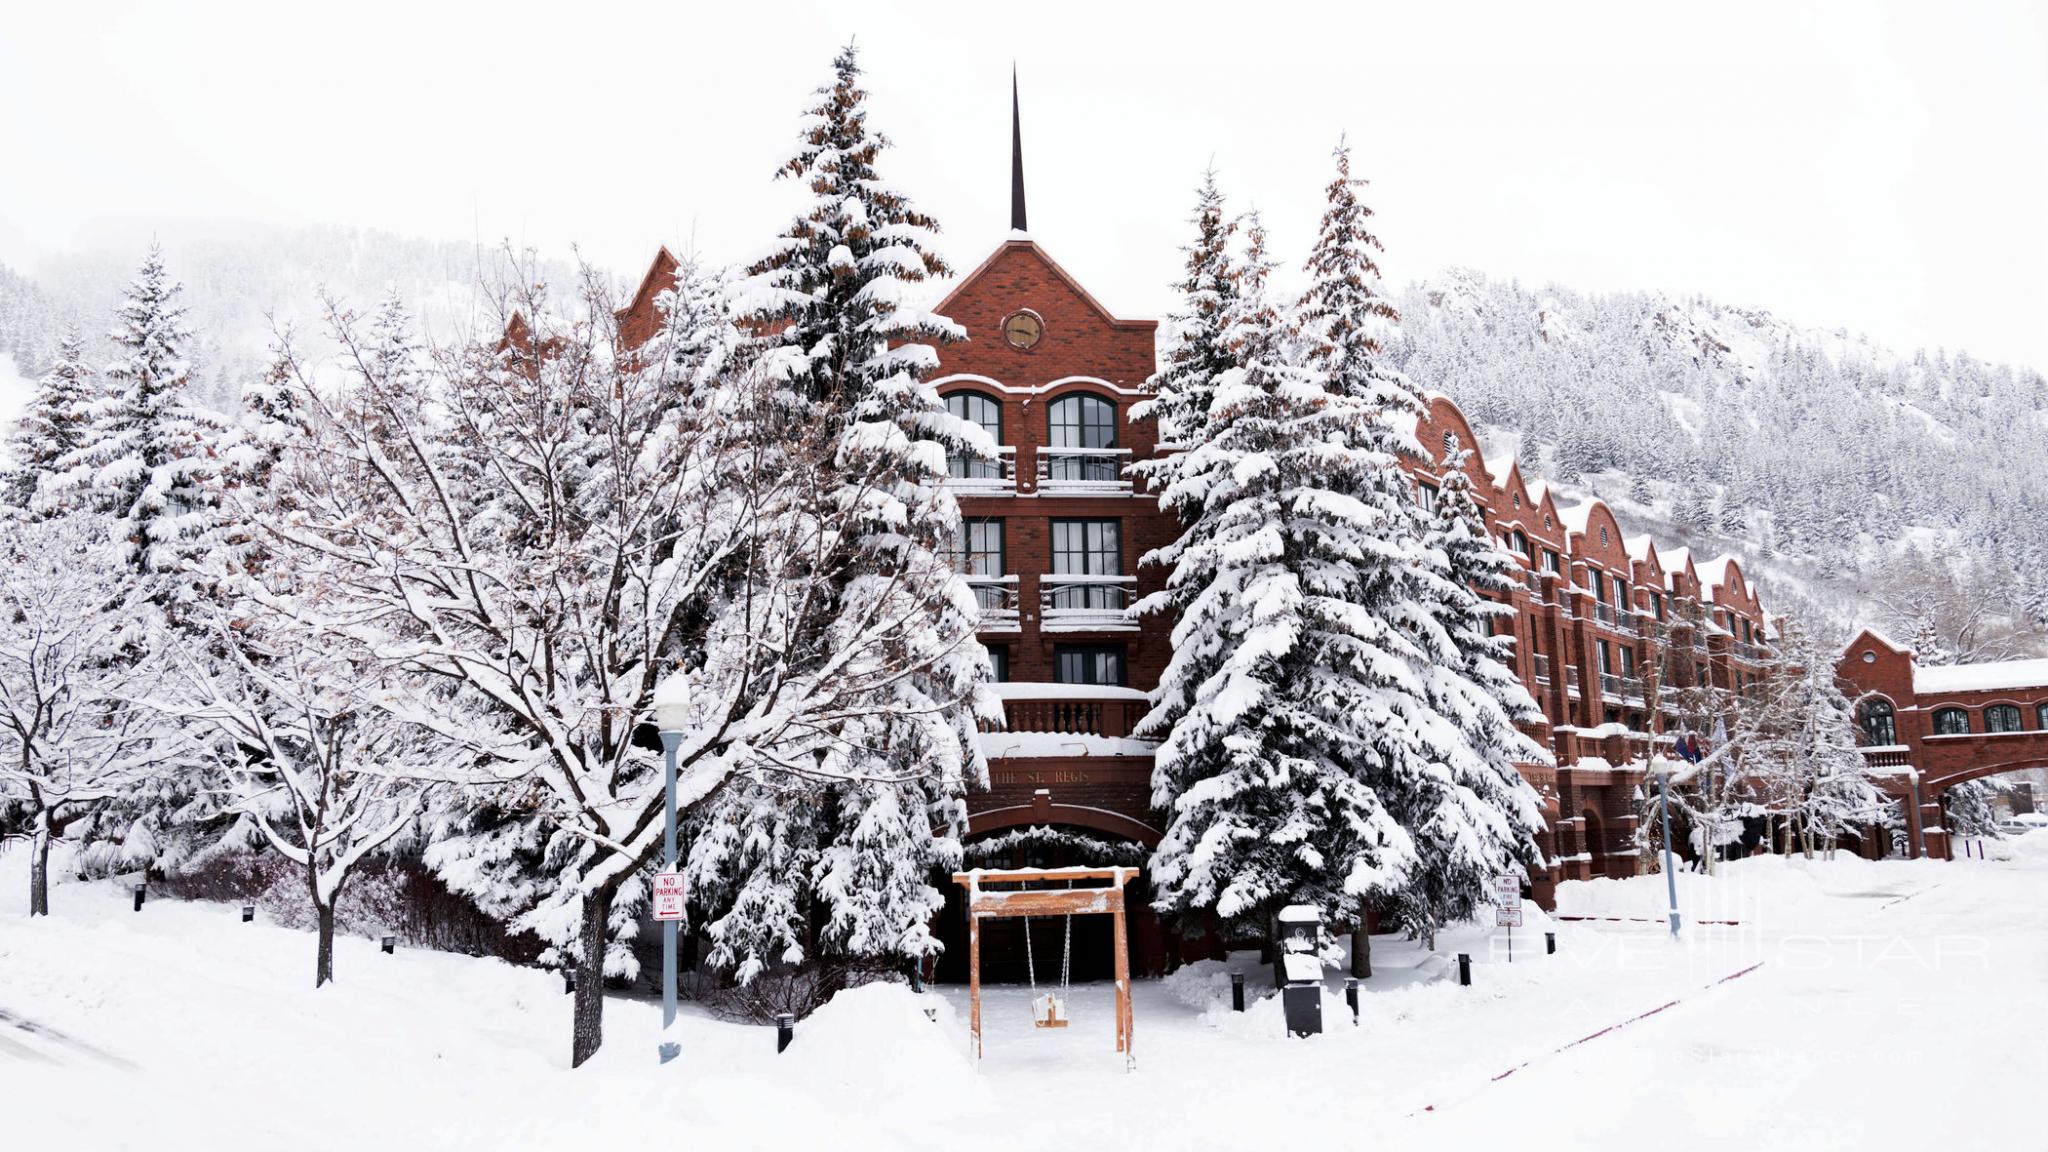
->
<box><xmin>29</xmin><ymin>824</ymin><xmax>51</xmax><ymax>917</ymax></box>
<box><xmin>570</xmin><ymin>888</ymin><xmax>612</xmax><ymax>1069</ymax></box>
<box><xmin>315</xmin><ymin>901</ymin><xmax>337</xmax><ymax>988</ymax></box>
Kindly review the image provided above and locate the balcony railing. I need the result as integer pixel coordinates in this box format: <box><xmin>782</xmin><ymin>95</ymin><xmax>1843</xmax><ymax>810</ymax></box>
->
<box><xmin>966</xmin><ymin>577</ymin><xmax>1020</xmax><ymax>631</ymax></box>
<box><xmin>1001</xmin><ymin>694</ymin><xmax>1144</xmax><ymax>739</ymax></box>
<box><xmin>1040</xmin><ymin>575</ymin><xmax>1138</xmax><ymax>631</ymax></box>
<box><xmin>945</xmin><ymin>446</ymin><xmax>1017</xmax><ymax>493</ymax></box>
<box><xmin>1523</xmin><ymin>570</ymin><xmax>1545</xmax><ymax>599</ymax></box>
<box><xmin>1592</xmin><ymin>603</ymin><xmax>1637</xmax><ymax>635</ymax></box>
<box><xmin>1036</xmin><ymin>447</ymin><xmax>1133</xmax><ymax>494</ymax></box>
<box><xmin>1599</xmin><ymin>673</ymin><xmax>1646</xmax><ymax>702</ymax></box>
<box><xmin>1733</xmin><ymin>641</ymin><xmax>1768</xmax><ymax>663</ymax></box>
<box><xmin>1532</xmin><ymin>653</ymin><xmax>1552</xmax><ymax>687</ymax></box>
<box><xmin>1564</xmin><ymin>666</ymin><xmax>1582</xmax><ymax>697</ymax></box>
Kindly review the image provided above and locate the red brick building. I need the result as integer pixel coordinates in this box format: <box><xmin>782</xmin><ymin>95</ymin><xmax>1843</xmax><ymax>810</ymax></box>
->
<box><xmin>609</xmin><ymin>110</ymin><xmax>1775</xmax><ymax>980</ymax></box>
<box><xmin>1836</xmin><ymin>632</ymin><xmax>2048</xmax><ymax>858</ymax></box>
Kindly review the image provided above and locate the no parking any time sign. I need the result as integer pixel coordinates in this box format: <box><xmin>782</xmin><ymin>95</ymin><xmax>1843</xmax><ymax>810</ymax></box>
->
<box><xmin>653</xmin><ymin>872</ymin><xmax>687</xmax><ymax>921</ymax></box>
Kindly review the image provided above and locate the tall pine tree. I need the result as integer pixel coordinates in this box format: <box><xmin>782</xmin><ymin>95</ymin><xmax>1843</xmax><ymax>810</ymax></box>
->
<box><xmin>42</xmin><ymin>246</ymin><xmax>228</xmax><ymax>592</ymax></box>
<box><xmin>4</xmin><ymin>327</ymin><xmax>97</xmax><ymax>512</ymax></box>
<box><xmin>1393</xmin><ymin>444</ymin><xmax>1548</xmax><ymax>946</ymax></box>
<box><xmin>699</xmin><ymin>43</ymin><xmax>997</xmax><ymax>980</ymax></box>
<box><xmin>1142</xmin><ymin>207</ymin><xmax>1422</xmax><ymax>960</ymax></box>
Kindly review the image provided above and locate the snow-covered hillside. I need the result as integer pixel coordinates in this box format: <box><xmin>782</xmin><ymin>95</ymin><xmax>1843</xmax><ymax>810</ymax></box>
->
<box><xmin>1399</xmin><ymin>270</ymin><xmax>2048</xmax><ymax>649</ymax></box>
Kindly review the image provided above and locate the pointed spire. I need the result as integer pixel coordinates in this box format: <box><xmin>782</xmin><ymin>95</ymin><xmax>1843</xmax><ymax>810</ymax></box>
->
<box><xmin>1010</xmin><ymin>65</ymin><xmax>1029</xmax><ymax>234</ymax></box>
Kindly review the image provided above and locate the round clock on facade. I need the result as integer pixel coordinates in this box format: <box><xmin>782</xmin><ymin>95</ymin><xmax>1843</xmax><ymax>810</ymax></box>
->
<box><xmin>1001</xmin><ymin>309</ymin><xmax>1044</xmax><ymax>350</ymax></box>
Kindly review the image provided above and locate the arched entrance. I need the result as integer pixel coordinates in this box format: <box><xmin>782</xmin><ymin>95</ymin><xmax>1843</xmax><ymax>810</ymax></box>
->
<box><xmin>934</xmin><ymin>808</ymin><xmax>1163</xmax><ymax>984</ymax></box>
<box><xmin>1923</xmin><ymin>759</ymin><xmax>2048</xmax><ymax>859</ymax></box>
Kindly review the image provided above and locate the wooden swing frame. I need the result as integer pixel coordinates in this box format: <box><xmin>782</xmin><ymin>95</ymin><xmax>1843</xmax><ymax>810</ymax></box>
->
<box><xmin>951</xmin><ymin>866</ymin><xmax>1138</xmax><ymax>1060</ymax></box>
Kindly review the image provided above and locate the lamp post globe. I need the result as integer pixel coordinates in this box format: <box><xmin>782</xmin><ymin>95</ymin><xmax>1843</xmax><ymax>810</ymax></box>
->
<box><xmin>654</xmin><ymin>672</ymin><xmax>691</xmax><ymax>734</ymax></box>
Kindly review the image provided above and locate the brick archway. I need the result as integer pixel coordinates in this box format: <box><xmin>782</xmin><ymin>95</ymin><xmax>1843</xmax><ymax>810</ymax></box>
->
<box><xmin>962</xmin><ymin>797</ymin><xmax>1163</xmax><ymax>849</ymax></box>
<box><xmin>1880</xmin><ymin>755</ymin><xmax>2048</xmax><ymax>860</ymax></box>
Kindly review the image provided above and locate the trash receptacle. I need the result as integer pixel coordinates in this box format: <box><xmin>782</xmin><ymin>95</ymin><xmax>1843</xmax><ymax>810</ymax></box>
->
<box><xmin>1277</xmin><ymin>905</ymin><xmax>1323</xmax><ymax>1038</ymax></box>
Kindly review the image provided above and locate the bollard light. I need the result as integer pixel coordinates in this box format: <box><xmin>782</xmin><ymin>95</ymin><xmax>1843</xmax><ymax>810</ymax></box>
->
<box><xmin>1230</xmin><ymin>972</ymin><xmax>1246</xmax><ymax>1012</ymax></box>
<box><xmin>381</xmin><ymin>934</ymin><xmax>396</xmax><ymax>954</ymax></box>
<box><xmin>242</xmin><ymin>905</ymin><xmax>255</xmax><ymax>923</ymax></box>
<box><xmin>133</xmin><ymin>886</ymin><xmax>145</xmax><ymax>912</ymax></box>
<box><xmin>775</xmin><ymin>1012</ymin><xmax>795</xmax><ymax>1054</ymax></box>
<box><xmin>563</xmin><ymin>969</ymin><xmax>576</xmax><ymax>995</ymax></box>
<box><xmin>1345</xmin><ymin>977</ymin><xmax>1360</xmax><ymax>1025</ymax></box>
<box><xmin>1457</xmin><ymin>953</ymin><xmax>1472</xmax><ymax>987</ymax></box>
<box><xmin>1546</xmin><ymin>931</ymin><xmax>1556</xmax><ymax>955</ymax></box>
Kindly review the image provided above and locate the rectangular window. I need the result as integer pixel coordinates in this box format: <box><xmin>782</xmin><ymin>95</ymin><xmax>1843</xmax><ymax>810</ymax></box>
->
<box><xmin>1050</xmin><ymin>519</ymin><xmax>1123</xmax><ymax>610</ymax></box>
<box><xmin>1052</xmin><ymin>519</ymin><xmax>1121</xmax><ymax>577</ymax></box>
<box><xmin>1417</xmin><ymin>483</ymin><xmax>1439</xmax><ymax>515</ymax></box>
<box><xmin>1613</xmin><ymin>574</ymin><xmax>1630</xmax><ymax>608</ymax></box>
<box><xmin>1620</xmin><ymin>647</ymin><xmax>1636</xmax><ymax>678</ymax></box>
<box><xmin>1650</xmin><ymin>591</ymin><xmax>1664</xmax><ymax>620</ymax></box>
<box><xmin>984</xmin><ymin>646</ymin><xmax>1009</xmax><ymax>682</ymax></box>
<box><xmin>1543</xmin><ymin>551</ymin><xmax>1562</xmax><ymax>575</ymax></box>
<box><xmin>1055</xmin><ymin>645</ymin><xmax>1125</xmax><ymax>686</ymax></box>
<box><xmin>1598</xmin><ymin>640</ymin><xmax>1613</xmax><ymax>675</ymax></box>
<box><xmin>954</xmin><ymin>519</ymin><xmax>1004</xmax><ymax>577</ymax></box>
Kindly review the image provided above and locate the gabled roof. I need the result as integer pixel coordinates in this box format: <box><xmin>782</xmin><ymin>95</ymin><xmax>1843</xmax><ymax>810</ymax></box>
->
<box><xmin>1558</xmin><ymin>498</ymin><xmax>1601</xmax><ymax>536</ymax></box>
<box><xmin>1698</xmin><ymin>553</ymin><xmax>1743</xmax><ymax>594</ymax></box>
<box><xmin>932</xmin><ymin>238</ymin><xmax>1155</xmax><ymax>332</ymax></box>
<box><xmin>618</xmin><ymin>247</ymin><xmax>681</xmax><ymax>320</ymax></box>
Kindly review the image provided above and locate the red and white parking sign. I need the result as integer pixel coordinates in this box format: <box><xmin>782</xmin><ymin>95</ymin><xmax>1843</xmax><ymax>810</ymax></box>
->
<box><xmin>652</xmin><ymin>872</ymin><xmax>687</xmax><ymax>922</ymax></box>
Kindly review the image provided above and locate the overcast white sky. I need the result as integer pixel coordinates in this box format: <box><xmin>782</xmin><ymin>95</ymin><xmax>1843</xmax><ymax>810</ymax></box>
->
<box><xmin>3</xmin><ymin>0</ymin><xmax>2045</xmax><ymax>369</ymax></box>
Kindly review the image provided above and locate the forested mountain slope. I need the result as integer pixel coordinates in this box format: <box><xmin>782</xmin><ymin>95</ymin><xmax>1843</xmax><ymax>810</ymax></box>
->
<box><xmin>1395</xmin><ymin>270</ymin><xmax>2048</xmax><ymax>655</ymax></box>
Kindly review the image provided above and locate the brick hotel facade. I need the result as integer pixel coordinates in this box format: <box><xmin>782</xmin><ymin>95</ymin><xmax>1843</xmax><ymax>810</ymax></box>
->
<box><xmin>610</xmin><ymin>125</ymin><xmax>1773</xmax><ymax>976</ymax></box>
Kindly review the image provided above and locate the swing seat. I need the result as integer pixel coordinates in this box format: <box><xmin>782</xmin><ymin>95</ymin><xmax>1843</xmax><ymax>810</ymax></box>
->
<box><xmin>1033</xmin><ymin>992</ymin><xmax>1069</xmax><ymax>1028</ymax></box>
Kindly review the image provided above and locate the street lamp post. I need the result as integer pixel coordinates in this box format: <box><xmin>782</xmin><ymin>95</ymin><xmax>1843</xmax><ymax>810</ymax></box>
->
<box><xmin>1657</xmin><ymin>763</ymin><xmax>1682</xmax><ymax>939</ymax></box>
<box><xmin>654</xmin><ymin>673</ymin><xmax>691</xmax><ymax>1066</ymax></box>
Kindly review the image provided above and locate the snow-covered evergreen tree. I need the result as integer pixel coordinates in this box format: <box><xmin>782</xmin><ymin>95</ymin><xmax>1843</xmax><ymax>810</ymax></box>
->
<box><xmin>40</xmin><ymin>246</ymin><xmax>228</xmax><ymax>593</ymax></box>
<box><xmin>1141</xmin><ymin>197</ymin><xmax>1423</xmax><ymax>958</ymax></box>
<box><xmin>1392</xmin><ymin>444</ymin><xmax>1549</xmax><ymax>946</ymax></box>
<box><xmin>4</xmin><ymin>328</ymin><xmax>97</xmax><ymax>511</ymax></box>
<box><xmin>700</xmin><ymin>41</ymin><xmax>996</xmax><ymax>981</ymax></box>
<box><xmin>1130</xmin><ymin>169</ymin><xmax>1238</xmax><ymax>457</ymax></box>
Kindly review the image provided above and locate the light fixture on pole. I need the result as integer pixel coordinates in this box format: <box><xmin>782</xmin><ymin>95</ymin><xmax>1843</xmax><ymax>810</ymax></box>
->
<box><xmin>653</xmin><ymin>671</ymin><xmax>691</xmax><ymax>1065</ymax></box>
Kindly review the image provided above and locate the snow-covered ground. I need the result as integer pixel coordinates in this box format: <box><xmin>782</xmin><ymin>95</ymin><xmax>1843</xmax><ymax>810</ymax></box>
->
<box><xmin>4</xmin><ymin>842</ymin><xmax>2045</xmax><ymax>1151</ymax></box>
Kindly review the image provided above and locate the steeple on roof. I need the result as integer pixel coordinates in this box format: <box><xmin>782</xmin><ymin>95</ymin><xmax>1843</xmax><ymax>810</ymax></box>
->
<box><xmin>1010</xmin><ymin>66</ymin><xmax>1028</xmax><ymax>234</ymax></box>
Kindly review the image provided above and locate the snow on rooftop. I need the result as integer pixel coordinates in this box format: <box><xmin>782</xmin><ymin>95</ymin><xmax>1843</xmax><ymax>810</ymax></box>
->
<box><xmin>1697</xmin><ymin>554</ymin><xmax>1740</xmax><ymax>591</ymax></box>
<box><xmin>1915</xmin><ymin>657</ymin><xmax>2048</xmax><ymax>696</ymax></box>
<box><xmin>1623</xmin><ymin>534</ymin><xmax>1659</xmax><ymax>563</ymax></box>
<box><xmin>1482</xmin><ymin>450</ymin><xmax>1517</xmax><ymax>485</ymax></box>
<box><xmin>1558</xmin><ymin>499</ymin><xmax>1599</xmax><ymax>536</ymax></box>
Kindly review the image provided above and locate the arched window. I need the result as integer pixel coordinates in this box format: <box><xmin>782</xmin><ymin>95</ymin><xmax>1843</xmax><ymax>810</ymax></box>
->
<box><xmin>1047</xmin><ymin>394</ymin><xmax>1118</xmax><ymax>481</ymax></box>
<box><xmin>1858</xmin><ymin>699</ymin><xmax>1896</xmax><ymax>746</ymax></box>
<box><xmin>945</xmin><ymin>391</ymin><xmax>1003</xmax><ymax>479</ymax></box>
<box><xmin>1986</xmin><ymin>704</ymin><xmax>2023</xmax><ymax>734</ymax></box>
<box><xmin>1931</xmin><ymin>707</ymin><xmax>1971</xmax><ymax>736</ymax></box>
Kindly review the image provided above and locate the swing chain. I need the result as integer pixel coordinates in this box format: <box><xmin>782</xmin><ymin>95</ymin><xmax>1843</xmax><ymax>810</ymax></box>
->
<box><xmin>1024</xmin><ymin>914</ymin><xmax>1037</xmax><ymax>989</ymax></box>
